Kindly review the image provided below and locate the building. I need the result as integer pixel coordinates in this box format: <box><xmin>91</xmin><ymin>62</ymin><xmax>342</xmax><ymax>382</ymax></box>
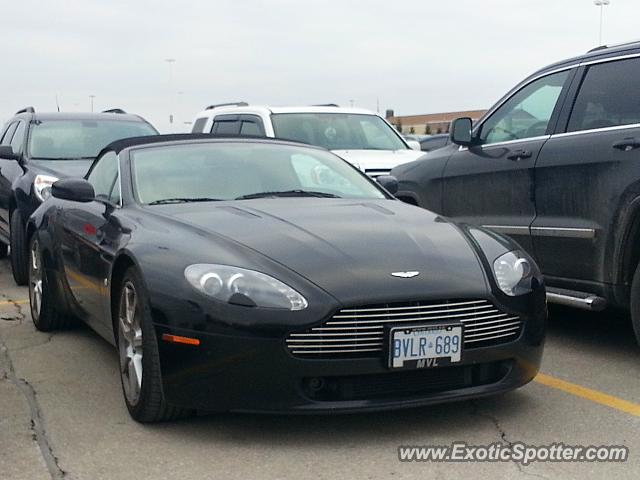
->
<box><xmin>385</xmin><ymin>109</ymin><xmax>487</xmax><ymax>135</ymax></box>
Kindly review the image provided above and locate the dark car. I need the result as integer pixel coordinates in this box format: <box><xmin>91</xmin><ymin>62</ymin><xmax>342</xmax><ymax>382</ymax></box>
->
<box><xmin>27</xmin><ymin>135</ymin><xmax>546</xmax><ymax>422</ymax></box>
<box><xmin>0</xmin><ymin>107</ymin><xmax>158</xmax><ymax>285</ymax></box>
<box><xmin>419</xmin><ymin>133</ymin><xmax>450</xmax><ymax>152</ymax></box>
<box><xmin>392</xmin><ymin>40</ymin><xmax>640</xmax><ymax>345</ymax></box>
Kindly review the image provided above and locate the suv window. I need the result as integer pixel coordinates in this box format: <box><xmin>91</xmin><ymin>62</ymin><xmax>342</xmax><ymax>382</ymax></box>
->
<box><xmin>191</xmin><ymin>117</ymin><xmax>208</xmax><ymax>133</ymax></box>
<box><xmin>10</xmin><ymin>121</ymin><xmax>26</xmax><ymax>153</ymax></box>
<box><xmin>211</xmin><ymin>115</ymin><xmax>241</xmax><ymax>135</ymax></box>
<box><xmin>567</xmin><ymin>58</ymin><xmax>640</xmax><ymax>132</ymax></box>
<box><xmin>479</xmin><ymin>70</ymin><xmax>569</xmax><ymax>145</ymax></box>
<box><xmin>87</xmin><ymin>152</ymin><xmax>120</xmax><ymax>203</ymax></box>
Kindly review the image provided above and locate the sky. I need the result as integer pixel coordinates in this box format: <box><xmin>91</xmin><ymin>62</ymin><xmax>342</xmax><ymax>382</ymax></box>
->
<box><xmin>1</xmin><ymin>0</ymin><xmax>638</xmax><ymax>133</ymax></box>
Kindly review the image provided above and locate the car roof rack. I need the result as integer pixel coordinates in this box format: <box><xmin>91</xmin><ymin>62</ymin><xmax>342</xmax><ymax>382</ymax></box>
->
<box><xmin>311</xmin><ymin>104</ymin><xmax>340</xmax><ymax>107</ymax></box>
<box><xmin>102</xmin><ymin>108</ymin><xmax>127</xmax><ymax>114</ymax></box>
<box><xmin>15</xmin><ymin>106</ymin><xmax>35</xmax><ymax>115</ymax></box>
<box><xmin>587</xmin><ymin>39</ymin><xmax>640</xmax><ymax>53</ymax></box>
<box><xmin>205</xmin><ymin>102</ymin><xmax>249</xmax><ymax>110</ymax></box>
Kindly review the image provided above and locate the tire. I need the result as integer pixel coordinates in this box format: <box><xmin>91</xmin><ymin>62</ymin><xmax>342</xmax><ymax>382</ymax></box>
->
<box><xmin>115</xmin><ymin>266</ymin><xmax>193</xmax><ymax>422</ymax></box>
<box><xmin>10</xmin><ymin>210</ymin><xmax>29</xmax><ymax>285</ymax></box>
<box><xmin>629</xmin><ymin>262</ymin><xmax>640</xmax><ymax>347</ymax></box>
<box><xmin>0</xmin><ymin>241</ymin><xmax>7</xmax><ymax>259</ymax></box>
<box><xmin>28</xmin><ymin>235</ymin><xmax>73</xmax><ymax>331</ymax></box>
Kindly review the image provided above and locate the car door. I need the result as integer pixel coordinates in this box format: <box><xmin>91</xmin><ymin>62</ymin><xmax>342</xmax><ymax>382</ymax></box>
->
<box><xmin>442</xmin><ymin>69</ymin><xmax>573</xmax><ymax>253</ymax></box>
<box><xmin>532</xmin><ymin>55</ymin><xmax>640</xmax><ymax>285</ymax></box>
<box><xmin>0</xmin><ymin>122</ymin><xmax>20</xmax><ymax>240</ymax></box>
<box><xmin>60</xmin><ymin>151</ymin><xmax>122</xmax><ymax>329</ymax></box>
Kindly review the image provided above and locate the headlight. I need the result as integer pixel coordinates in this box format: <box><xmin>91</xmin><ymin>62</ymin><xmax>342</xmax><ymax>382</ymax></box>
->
<box><xmin>184</xmin><ymin>264</ymin><xmax>308</xmax><ymax>310</ymax></box>
<box><xmin>492</xmin><ymin>250</ymin><xmax>534</xmax><ymax>296</ymax></box>
<box><xmin>34</xmin><ymin>175</ymin><xmax>59</xmax><ymax>202</ymax></box>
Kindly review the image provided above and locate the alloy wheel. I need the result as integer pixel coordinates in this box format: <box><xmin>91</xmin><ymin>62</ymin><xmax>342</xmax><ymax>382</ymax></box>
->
<box><xmin>118</xmin><ymin>281</ymin><xmax>143</xmax><ymax>405</ymax></box>
<box><xmin>29</xmin><ymin>239</ymin><xmax>43</xmax><ymax>320</ymax></box>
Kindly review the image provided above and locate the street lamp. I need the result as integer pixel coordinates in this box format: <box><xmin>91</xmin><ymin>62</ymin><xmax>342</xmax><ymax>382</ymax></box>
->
<box><xmin>594</xmin><ymin>0</ymin><xmax>610</xmax><ymax>46</ymax></box>
<box><xmin>165</xmin><ymin>58</ymin><xmax>176</xmax><ymax>126</ymax></box>
<box><xmin>89</xmin><ymin>95</ymin><xmax>96</xmax><ymax>112</ymax></box>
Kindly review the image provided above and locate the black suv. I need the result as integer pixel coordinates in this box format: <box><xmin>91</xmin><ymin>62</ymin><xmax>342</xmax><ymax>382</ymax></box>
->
<box><xmin>0</xmin><ymin>108</ymin><xmax>157</xmax><ymax>284</ymax></box>
<box><xmin>392</xmin><ymin>41</ymin><xmax>640</xmax><ymax>345</ymax></box>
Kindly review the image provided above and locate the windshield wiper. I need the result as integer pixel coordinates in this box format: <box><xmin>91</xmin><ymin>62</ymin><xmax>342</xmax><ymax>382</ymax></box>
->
<box><xmin>235</xmin><ymin>190</ymin><xmax>341</xmax><ymax>200</ymax></box>
<box><xmin>148</xmin><ymin>197</ymin><xmax>223</xmax><ymax>205</ymax></box>
<box><xmin>31</xmin><ymin>156</ymin><xmax>96</xmax><ymax>160</ymax></box>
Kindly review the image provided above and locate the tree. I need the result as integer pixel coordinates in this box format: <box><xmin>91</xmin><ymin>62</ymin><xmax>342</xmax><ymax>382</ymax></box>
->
<box><xmin>425</xmin><ymin>124</ymin><xmax>432</xmax><ymax>135</ymax></box>
<box><xmin>436</xmin><ymin>127</ymin><xmax>442</xmax><ymax>134</ymax></box>
<box><xmin>409</xmin><ymin>126</ymin><xmax>415</xmax><ymax>134</ymax></box>
<box><xmin>395</xmin><ymin>120</ymin><xmax>402</xmax><ymax>133</ymax></box>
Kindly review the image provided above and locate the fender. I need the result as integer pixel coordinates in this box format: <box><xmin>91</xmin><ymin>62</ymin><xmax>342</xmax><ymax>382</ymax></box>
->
<box><xmin>612</xmin><ymin>193</ymin><xmax>640</xmax><ymax>289</ymax></box>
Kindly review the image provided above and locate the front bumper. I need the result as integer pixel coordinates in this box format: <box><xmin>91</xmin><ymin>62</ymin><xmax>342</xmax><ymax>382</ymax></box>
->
<box><xmin>154</xmin><ymin>295</ymin><xmax>545</xmax><ymax>413</ymax></box>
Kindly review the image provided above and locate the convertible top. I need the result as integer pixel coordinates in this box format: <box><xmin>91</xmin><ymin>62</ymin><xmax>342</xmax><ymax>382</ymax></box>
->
<box><xmin>101</xmin><ymin>133</ymin><xmax>324</xmax><ymax>155</ymax></box>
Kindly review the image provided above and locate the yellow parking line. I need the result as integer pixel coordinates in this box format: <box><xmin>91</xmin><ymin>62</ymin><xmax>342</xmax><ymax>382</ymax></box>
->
<box><xmin>535</xmin><ymin>372</ymin><xmax>640</xmax><ymax>417</ymax></box>
<box><xmin>0</xmin><ymin>299</ymin><xmax>28</xmax><ymax>306</ymax></box>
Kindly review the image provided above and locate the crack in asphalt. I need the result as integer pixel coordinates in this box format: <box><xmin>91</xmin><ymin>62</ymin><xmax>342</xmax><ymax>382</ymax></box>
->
<box><xmin>468</xmin><ymin>400</ymin><xmax>550</xmax><ymax>480</ymax></box>
<box><xmin>0</xmin><ymin>296</ymin><xmax>28</xmax><ymax>324</ymax></box>
<box><xmin>0</xmin><ymin>336</ymin><xmax>66</xmax><ymax>479</ymax></box>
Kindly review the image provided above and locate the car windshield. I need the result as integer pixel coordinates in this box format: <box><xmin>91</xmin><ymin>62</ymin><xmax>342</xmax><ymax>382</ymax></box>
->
<box><xmin>271</xmin><ymin>113</ymin><xmax>408</xmax><ymax>151</ymax></box>
<box><xmin>29</xmin><ymin>119</ymin><xmax>157</xmax><ymax>159</ymax></box>
<box><xmin>132</xmin><ymin>142</ymin><xmax>387</xmax><ymax>204</ymax></box>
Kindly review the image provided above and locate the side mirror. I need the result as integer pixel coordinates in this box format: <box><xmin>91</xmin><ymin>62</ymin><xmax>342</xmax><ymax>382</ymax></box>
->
<box><xmin>407</xmin><ymin>140</ymin><xmax>421</xmax><ymax>151</ymax></box>
<box><xmin>0</xmin><ymin>145</ymin><xmax>22</xmax><ymax>161</ymax></box>
<box><xmin>51</xmin><ymin>179</ymin><xmax>95</xmax><ymax>203</ymax></box>
<box><xmin>450</xmin><ymin>117</ymin><xmax>474</xmax><ymax>147</ymax></box>
<box><xmin>376</xmin><ymin>175</ymin><xmax>399</xmax><ymax>195</ymax></box>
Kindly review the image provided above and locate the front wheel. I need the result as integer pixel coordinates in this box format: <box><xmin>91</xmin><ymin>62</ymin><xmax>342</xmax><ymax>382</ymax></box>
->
<box><xmin>10</xmin><ymin>210</ymin><xmax>29</xmax><ymax>285</ymax></box>
<box><xmin>629</xmin><ymin>262</ymin><xmax>640</xmax><ymax>347</ymax></box>
<box><xmin>116</xmin><ymin>267</ymin><xmax>192</xmax><ymax>422</ymax></box>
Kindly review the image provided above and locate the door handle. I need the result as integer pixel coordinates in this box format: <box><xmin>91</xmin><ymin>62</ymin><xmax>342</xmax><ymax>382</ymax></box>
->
<box><xmin>612</xmin><ymin>138</ymin><xmax>640</xmax><ymax>152</ymax></box>
<box><xmin>506</xmin><ymin>149</ymin><xmax>532</xmax><ymax>161</ymax></box>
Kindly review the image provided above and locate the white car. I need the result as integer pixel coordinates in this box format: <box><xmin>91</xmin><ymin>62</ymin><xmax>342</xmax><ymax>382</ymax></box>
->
<box><xmin>191</xmin><ymin>103</ymin><xmax>426</xmax><ymax>178</ymax></box>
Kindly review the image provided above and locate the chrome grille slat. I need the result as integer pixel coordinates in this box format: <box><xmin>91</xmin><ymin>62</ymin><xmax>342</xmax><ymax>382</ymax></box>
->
<box><xmin>326</xmin><ymin>311</ymin><xmax>507</xmax><ymax>326</ymax></box>
<box><xmin>286</xmin><ymin>299</ymin><xmax>522</xmax><ymax>357</ymax></box>
<box><xmin>333</xmin><ymin>304</ymin><xmax>496</xmax><ymax>319</ymax></box>
<box><xmin>338</xmin><ymin>299</ymin><xmax>489</xmax><ymax>314</ymax></box>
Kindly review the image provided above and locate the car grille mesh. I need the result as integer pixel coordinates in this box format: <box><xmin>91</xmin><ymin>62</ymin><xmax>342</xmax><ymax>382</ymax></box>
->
<box><xmin>286</xmin><ymin>299</ymin><xmax>522</xmax><ymax>358</ymax></box>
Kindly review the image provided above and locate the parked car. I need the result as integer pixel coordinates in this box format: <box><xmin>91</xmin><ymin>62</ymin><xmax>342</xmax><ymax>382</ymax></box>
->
<box><xmin>28</xmin><ymin>135</ymin><xmax>545</xmax><ymax>422</ymax></box>
<box><xmin>191</xmin><ymin>103</ymin><xmax>425</xmax><ymax>178</ymax></box>
<box><xmin>402</xmin><ymin>134</ymin><xmax>427</xmax><ymax>142</ymax></box>
<box><xmin>419</xmin><ymin>133</ymin><xmax>450</xmax><ymax>152</ymax></box>
<box><xmin>392</xmin><ymin>40</ymin><xmax>640</xmax><ymax>345</ymax></box>
<box><xmin>0</xmin><ymin>108</ymin><xmax>157</xmax><ymax>285</ymax></box>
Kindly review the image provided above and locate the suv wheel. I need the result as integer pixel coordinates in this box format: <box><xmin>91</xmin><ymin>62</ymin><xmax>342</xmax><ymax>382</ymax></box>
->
<box><xmin>10</xmin><ymin>210</ymin><xmax>29</xmax><ymax>285</ymax></box>
<box><xmin>629</xmin><ymin>262</ymin><xmax>640</xmax><ymax>346</ymax></box>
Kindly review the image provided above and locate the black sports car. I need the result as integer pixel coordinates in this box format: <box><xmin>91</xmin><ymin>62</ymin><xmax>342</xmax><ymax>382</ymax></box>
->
<box><xmin>28</xmin><ymin>135</ymin><xmax>546</xmax><ymax>422</ymax></box>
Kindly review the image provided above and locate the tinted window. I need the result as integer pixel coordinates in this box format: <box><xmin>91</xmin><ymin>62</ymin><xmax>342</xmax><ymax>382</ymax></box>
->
<box><xmin>1</xmin><ymin>123</ymin><xmax>18</xmax><ymax>145</ymax></box>
<box><xmin>240</xmin><ymin>120</ymin><xmax>261</xmax><ymax>136</ymax></box>
<box><xmin>567</xmin><ymin>58</ymin><xmax>640</xmax><ymax>132</ymax></box>
<box><xmin>29</xmin><ymin>120</ymin><xmax>157</xmax><ymax>159</ymax></box>
<box><xmin>211</xmin><ymin>116</ymin><xmax>240</xmax><ymax>135</ymax></box>
<box><xmin>87</xmin><ymin>152</ymin><xmax>119</xmax><ymax>202</ymax></box>
<box><xmin>131</xmin><ymin>143</ymin><xmax>385</xmax><ymax>204</ymax></box>
<box><xmin>420</xmin><ymin>136</ymin><xmax>448</xmax><ymax>152</ymax></box>
<box><xmin>480</xmin><ymin>70</ymin><xmax>569</xmax><ymax>144</ymax></box>
<box><xmin>271</xmin><ymin>113</ymin><xmax>406</xmax><ymax>150</ymax></box>
<box><xmin>191</xmin><ymin>117</ymin><xmax>208</xmax><ymax>133</ymax></box>
<box><xmin>10</xmin><ymin>122</ymin><xmax>26</xmax><ymax>153</ymax></box>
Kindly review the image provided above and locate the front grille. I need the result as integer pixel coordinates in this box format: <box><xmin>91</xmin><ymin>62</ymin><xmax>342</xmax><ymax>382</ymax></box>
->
<box><xmin>286</xmin><ymin>299</ymin><xmax>522</xmax><ymax>358</ymax></box>
<box><xmin>365</xmin><ymin>168</ymin><xmax>391</xmax><ymax>178</ymax></box>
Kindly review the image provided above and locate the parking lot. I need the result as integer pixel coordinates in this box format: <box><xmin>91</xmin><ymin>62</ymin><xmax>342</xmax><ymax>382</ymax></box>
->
<box><xmin>0</xmin><ymin>258</ymin><xmax>638</xmax><ymax>480</ymax></box>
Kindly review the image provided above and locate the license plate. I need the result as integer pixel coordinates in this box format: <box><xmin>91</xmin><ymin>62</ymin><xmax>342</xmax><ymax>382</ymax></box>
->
<box><xmin>389</xmin><ymin>324</ymin><xmax>463</xmax><ymax>369</ymax></box>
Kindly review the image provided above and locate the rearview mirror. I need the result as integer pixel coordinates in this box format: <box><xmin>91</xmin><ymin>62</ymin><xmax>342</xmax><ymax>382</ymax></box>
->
<box><xmin>0</xmin><ymin>145</ymin><xmax>21</xmax><ymax>161</ymax></box>
<box><xmin>51</xmin><ymin>179</ymin><xmax>95</xmax><ymax>203</ymax></box>
<box><xmin>450</xmin><ymin>117</ymin><xmax>473</xmax><ymax>146</ymax></box>
<box><xmin>407</xmin><ymin>140</ymin><xmax>421</xmax><ymax>151</ymax></box>
<box><xmin>376</xmin><ymin>175</ymin><xmax>399</xmax><ymax>195</ymax></box>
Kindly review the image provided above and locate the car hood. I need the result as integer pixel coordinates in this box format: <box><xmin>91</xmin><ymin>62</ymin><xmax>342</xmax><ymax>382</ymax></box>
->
<box><xmin>331</xmin><ymin>149</ymin><xmax>426</xmax><ymax>170</ymax></box>
<box><xmin>154</xmin><ymin>199</ymin><xmax>489</xmax><ymax>304</ymax></box>
<box><xmin>29</xmin><ymin>159</ymin><xmax>94</xmax><ymax>178</ymax></box>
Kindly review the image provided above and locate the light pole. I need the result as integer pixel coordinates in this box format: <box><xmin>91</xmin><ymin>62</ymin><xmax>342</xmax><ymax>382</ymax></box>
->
<box><xmin>594</xmin><ymin>0</ymin><xmax>610</xmax><ymax>46</ymax></box>
<box><xmin>89</xmin><ymin>95</ymin><xmax>96</xmax><ymax>112</ymax></box>
<box><xmin>165</xmin><ymin>58</ymin><xmax>176</xmax><ymax>126</ymax></box>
